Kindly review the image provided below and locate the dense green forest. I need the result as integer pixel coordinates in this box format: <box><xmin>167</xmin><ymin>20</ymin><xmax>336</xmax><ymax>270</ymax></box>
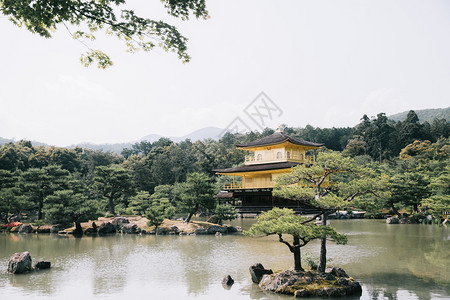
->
<box><xmin>0</xmin><ymin>110</ymin><xmax>448</xmax><ymax>227</ymax></box>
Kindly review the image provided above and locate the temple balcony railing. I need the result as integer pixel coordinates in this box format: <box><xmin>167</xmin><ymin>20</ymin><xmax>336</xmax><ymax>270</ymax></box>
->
<box><xmin>223</xmin><ymin>179</ymin><xmax>331</xmax><ymax>190</ymax></box>
<box><xmin>223</xmin><ymin>182</ymin><xmax>275</xmax><ymax>190</ymax></box>
<box><xmin>244</xmin><ymin>153</ymin><xmax>315</xmax><ymax>165</ymax></box>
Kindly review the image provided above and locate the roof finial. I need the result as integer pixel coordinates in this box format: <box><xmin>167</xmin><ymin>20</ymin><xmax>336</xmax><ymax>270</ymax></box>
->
<box><xmin>276</xmin><ymin>124</ymin><xmax>284</xmax><ymax>133</ymax></box>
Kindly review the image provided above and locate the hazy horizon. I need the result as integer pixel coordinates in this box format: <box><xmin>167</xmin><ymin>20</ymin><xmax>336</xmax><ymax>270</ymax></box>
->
<box><xmin>1</xmin><ymin>0</ymin><xmax>449</xmax><ymax>146</ymax></box>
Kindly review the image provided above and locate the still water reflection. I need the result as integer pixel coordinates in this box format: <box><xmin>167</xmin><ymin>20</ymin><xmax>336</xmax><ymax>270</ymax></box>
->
<box><xmin>0</xmin><ymin>219</ymin><xmax>448</xmax><ymax>300</ymax></box>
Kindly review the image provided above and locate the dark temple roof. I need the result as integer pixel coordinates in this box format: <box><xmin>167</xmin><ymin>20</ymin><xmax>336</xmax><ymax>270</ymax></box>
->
<box><xmin>214</xmin><ymin>161</ymin><xmax>300</xmax><ymax>174</ymax></box>
<box><xmin>235</xmin><ymin>131</ymin><xmax>324</xmax><ymax>148</ymax></box>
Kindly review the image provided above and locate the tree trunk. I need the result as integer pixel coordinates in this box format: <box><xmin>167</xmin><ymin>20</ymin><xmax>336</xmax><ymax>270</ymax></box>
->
<box><xmin>74</xmin><ymin>221</ymin><xmax>83</xmax><ymax>236</ymax></box>
<box><xmin>185</xmin><ymin>204</ymin><xmax>199</xmax><ymax>223</ymax></box>
<box><xmin>293</xmin><ymin>236</ymin><xmax>303</xmax><ymax>271</ymax></box>
<box><xmin>38</xmin><ymin>194</ymin><xmax>44</xmax><ymax>220</ymax></box>
<box><xmin>108</xmin><ymin>197</ymin><xmax>115</xmax><ymax>215</ymax></box>
<box><xmin>379</xmin><ymin>142</ymin><xmax>382</xmax><ymax>163</ymax></box>
<box><xmin>185</xmin><ymin>212</ymin><xmax>194</xmax><ymax>223</ymax></box>
<box><xmin>317</xmin><ymin>211</ymin><xmax>329</xmax><ymax>272</ymax></box>
<box><xmin>390</xmin><ymin>203</ymin><xmax>400</xmax><ymax>216</ymax></box>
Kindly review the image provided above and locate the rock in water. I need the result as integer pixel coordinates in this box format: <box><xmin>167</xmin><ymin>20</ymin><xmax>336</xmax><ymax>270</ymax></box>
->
<box><xmin>325</xmin><ymin>267</ymin><xmax>349</xmax><ymax>278</ymax></box>
<box><xmin>50</xmin><ymin>225</ymin><xmax>60</xmax><ymax>233</ymax></box>
<box><xmin>207</xmin><ymin>225</ymin><xmax>228</xmax><ymax>234</ymax></box>
<box><xmin>170</xmin><ymin>226</ymin><xmax>179</xmax><ymax>234</ymax></box>
<box><xmin>18</xmin><ymin>224</ymin><xmax>33</xmax><ymax>233</ymax></box>
<box><xmin>386</xmin><ymin>217</ymin><xmax>399</xmax><ymax>224</ymax></box>
<box><xmin>98</xmin><ymin>222</ymin><xmax>116</xmax><ymax>235</ymax></box>
<box><xmin>121</xmin><ymin>223</ymin><xmax>138</xmax><ymax>234</ymax></box>
<box><xmin>34</xmin><ymin>261</ymin><xmax>51</xmax><ymax>270</ymax></box>
<box><xmin>249</xmin><ymin>263</ymin><xmax>273</xmax><ymax>284</ymax></box>
<box><xmin>226</xmin><ymin>226</ymin><xmax>238</xmax><ymax>233</ymax></box>
<box><xmin>193</xmin><ymin>228</ymin><xmax>208</xmax><ymax>235</ymax></box>
<box><xmin>8</xmin><ymin>252</ymin><xmax>32</xmax><ymax>274</ymax></box>
<box><xmin>111</xmin><ymin>217</ymin><xmax>129</xmax><ymax>230</ymax></box>
<box><xmin>222</xmin><ymin>275</ymin><xmax>234</xmax><ymax>286</ymax></box>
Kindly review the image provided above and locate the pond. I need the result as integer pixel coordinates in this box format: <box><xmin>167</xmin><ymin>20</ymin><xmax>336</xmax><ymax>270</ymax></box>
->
<box><xmin>0</xmin><ymin>219</ymin><xmax>449</xmax><ymax>300</ymax></box>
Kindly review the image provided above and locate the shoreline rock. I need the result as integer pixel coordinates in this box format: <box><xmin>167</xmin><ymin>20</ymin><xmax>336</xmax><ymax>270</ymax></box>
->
<box><xmin>7</xmin><ymin>252</ymin><xmax>52</xmax><ymax>274</ymax></box>
<box><xmin>2</xmin><ymin>217</ymin><xmax>240</xmax><ymax>237</ymax></box>
<box><xmin>386</xmin><ymin>217</ymin><xmax>399</xmax><ymax>224</ymax></box>
<box><xmin>249</xmin><ymin>263</ymin><xmax>273</xmax><ymax>284</ymax></box>
<box><xmin>8</xmin><ymin>252</ymin><xmax>32</xmax><ymax>274</ymax></box>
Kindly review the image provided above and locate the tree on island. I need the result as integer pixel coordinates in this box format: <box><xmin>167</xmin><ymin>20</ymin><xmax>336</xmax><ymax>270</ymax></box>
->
<box><xmin>128</xmin><ymin>191</ymin><xmax>153</xmax><ymax>216</ymax></box>
<box><xmin>0</xmin><ymin>169</ymin><xmax>23</xmax><ymax>223</ymax></box>
<box><xmin>44</xmin><ymin>190</ymin><xmax>100</xmax><ymax>234</ymax></box>
<box><xmin>274</xmin><ymin>151</ymin><xmax>388</xmax><ymax>272</ymax></box>
<box><xmin>422</xmin><ymin>166</ymin><xmax>450</xmax><ymax>221</ymax></box>
<box><xmin>214</xmin><ymin>204</ymin><xmax>237</xmax><ymax>225</ymax></box>
<box><xmin>179</xmin><ymin>172</ymin><xmax>215</xmax><ymax>222</ymax></box>
<box><xmin>146</xmin><ymin>198</ymin><xmax>176</xmax><ymax>230</ymax></box>
<box><xmin>388</xmin><ymin>171</ymin><xmax>430</xmax><ymax>214</ymax></box>
<box><xmin>93</xmin><ymin>166</ymin><xmax>135</xmax><ymax>215</ymax></box>
<box><xmin>0</xmin><ymin>1</ymin><xmax>208</xmax><ymax>67</ymax></box>
<box><xmin>245</xmin><ymin>208</ymin><xmax>347</xmax><ymax>271</ymax></box>
<box><xmin>19</xmin><ymin>165</ymin><xmax>71</xmax><ymax>220</ymax></box>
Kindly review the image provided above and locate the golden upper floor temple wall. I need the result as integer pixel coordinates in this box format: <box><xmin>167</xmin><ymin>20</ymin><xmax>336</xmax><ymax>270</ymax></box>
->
<box><xmin>243</xmin><ymin>143</ymin><xmax>315</xmax><ymax>165</ymax></box>
<box><xmin>214</xmin><ymin>129</ymin><xmax>324</xmax><ymax>190</ymax></box>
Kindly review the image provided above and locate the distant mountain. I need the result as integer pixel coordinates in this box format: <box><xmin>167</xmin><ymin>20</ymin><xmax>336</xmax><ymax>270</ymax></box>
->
<box><xmin>0</xmin><ymin>137</ymin><xmax>49</xmax><ymax>147</ymax></box>
<box><xmin>71</xmin><ymin>127</ymin><xmax>223</xmax><ymax>154</ymax></box>
<box><xmin>69</xmin><ymin>142</ymin><xmax>133</xmax><ymax>154</ymax></box>
<box><xmin>172</xmin><ymin>127</ymin><xmax>224</xmax><ymax>142</ymax></box>
<box><xmin>138</xmin><ymin>134</ymin><xmax>162</xmax><ymax>143</ymax></box>
<box><xmin>0</xmin><ymin>127</ymin><xmax>224</xmax><ymax>155</ymax></box>
<box><xmin>0</xmin><ymin>137</ymin><xmax>14</xmax><ymax>145</ymax></box>
<box><xmin>139</xmin><ymin>126</ymin><xmax>223</xmax><ymax>143</ymax></box>
<box><xmin>388</xmin><ymin>107</ymin><xmax>449</xmax><ymax>123</ymax></box>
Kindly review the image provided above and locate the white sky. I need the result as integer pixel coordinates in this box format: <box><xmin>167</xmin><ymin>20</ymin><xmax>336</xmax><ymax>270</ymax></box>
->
<box><xmin>1</xmin><ymin>0</ymin><xmax>449</xmax><ymax>146</ymax></box>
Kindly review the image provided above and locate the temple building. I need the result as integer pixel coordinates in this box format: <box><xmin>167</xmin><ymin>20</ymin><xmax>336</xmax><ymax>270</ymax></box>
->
<box><xmin>214</xmin><ymin>128</ymin><xmax>324</xmax><ymax>213</ymax></box>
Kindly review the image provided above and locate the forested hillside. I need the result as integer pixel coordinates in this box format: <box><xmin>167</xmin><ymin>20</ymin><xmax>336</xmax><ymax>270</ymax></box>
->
<box><xmin>0</xmin><ymin>110</ymin><xmax>448</xmax><ymax>226</ymax></box>
<box><xmin>2</xmin><ymin>109</ymin><xmax>447</xmax><ymax>154</ymax></box>
<box><xmin>389</xmin><ymin>107</ymin><xmax>450</xmax><ymax>123</ymax></box>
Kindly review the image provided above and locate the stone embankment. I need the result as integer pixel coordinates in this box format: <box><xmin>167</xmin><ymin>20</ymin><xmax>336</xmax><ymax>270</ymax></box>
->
<box><xmin>2</xmin><ymin>216</ymin><xmax>241</xmax><ymax>236</ymax></box>
<box><xmin>58</xmin><ymin>216</ymin><xmax>241</xmax><ymax>236</ymax></box>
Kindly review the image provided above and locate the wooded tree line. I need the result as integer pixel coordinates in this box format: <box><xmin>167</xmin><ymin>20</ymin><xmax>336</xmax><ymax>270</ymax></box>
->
<box><xmin>0</xmin><ymin>110</ymin><xmax>448</xmax><ymax>228</ymax></box>
<box><xmin>247</xmin><ymin>142</ymin><xmax>448</xmax><ymax>272</ymax></box>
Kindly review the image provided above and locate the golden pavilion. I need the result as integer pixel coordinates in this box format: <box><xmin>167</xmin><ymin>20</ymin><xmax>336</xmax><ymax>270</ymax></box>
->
<box><xmin>214</xmin><ymin>127</ymin><xmax>323</xmax><ymax>212</ymax></box>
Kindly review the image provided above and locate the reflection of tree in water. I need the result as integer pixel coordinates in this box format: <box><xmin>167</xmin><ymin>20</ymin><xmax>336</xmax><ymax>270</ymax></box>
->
<box><xmin>335</xmin><ymin>220</ymin><xmax>450</xmax><ymax>300</ymax></box>
<box><xmin>177</xmin><ymin>236</ymin><xmax>217</xmax><ymax>295</ymax></box>
<box><xmin>7</xmin><ymin>268</ymin><xmax>56</xmax><ymax>295</ymax></box>
<box><xmin>91</xmin><ymin>235</ymin><xmax>138</xmax><ymax>295</ymax></box>
<box><xmin>164</xmin><ymin>234</ymin><xmax>265</xmax><ymax>296</ymax></box>
<box><xmin>405</xmin><ymin>230</ymin><xmax>449</xmax><ymax>285</ymax></box>
<box><xmin>362</xmin><ymin>272</ymin><xmax>449</xmax><ymax>300</ymax></box>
